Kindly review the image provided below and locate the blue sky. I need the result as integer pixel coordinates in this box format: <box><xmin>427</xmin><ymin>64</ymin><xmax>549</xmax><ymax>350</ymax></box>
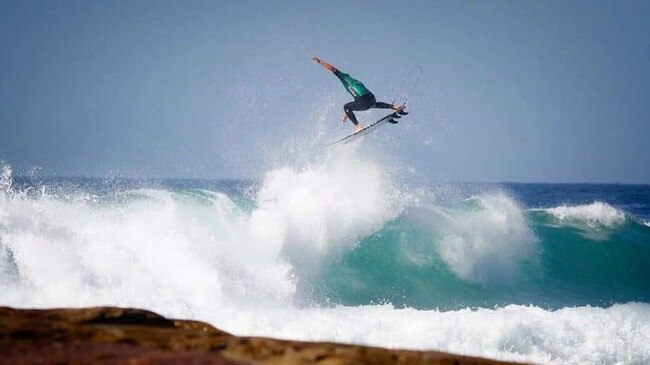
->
<box><xmin>1</xmin><ymin>0</ymin><xmax>649</xmax><ymax>183</ymax></box>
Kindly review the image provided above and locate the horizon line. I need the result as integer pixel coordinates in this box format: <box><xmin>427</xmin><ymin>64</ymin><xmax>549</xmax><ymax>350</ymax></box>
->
<box><xmin>10</xmin><ymin>174</ymin><xmax>650</xmax><ymax>187</ymax></box>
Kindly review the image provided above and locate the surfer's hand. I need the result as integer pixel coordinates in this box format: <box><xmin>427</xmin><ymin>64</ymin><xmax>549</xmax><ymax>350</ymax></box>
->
<box><xmin>311</xmin><ymin>56</ymin><xmax>321</xmax><ymax>64</ymax></box>
<box><xmin>342</xmin><ymin>113</ymin><xmax>348</xmax><ymax>123</ymax></box>
<box><xmin>392</xmin><ymin>104</ymin><xmax>402</xmax><ymax>110</ymax></box>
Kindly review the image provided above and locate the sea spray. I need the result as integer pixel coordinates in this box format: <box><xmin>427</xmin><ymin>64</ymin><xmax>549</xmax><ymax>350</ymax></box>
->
<box><xmin>544</xmin><ymin>201</ymin><xmax>626</xmax><ymax>228</ymax></box>
<box><xmin>0</xmin><ymin>164</ymin><xmax>12</xmax><ymax>194</ymax></box>
<box><xmin>1</xmin><ymin>161</ymin><xmax>650</xmax><ymax>364</ymax></box>
<box><xmin>0</xmin><ymin>150</ymin><xmax>404</xmax><ymax>310</ymax></box>
<box><xmin>430</xmin><ymin>193</ymin><xmax>535</xmax><ymax>284</ymax></box>
<box><xmin>252</xmin><ymin>151</ymin><xmax>402</xmax><ymax>283</ymax></box>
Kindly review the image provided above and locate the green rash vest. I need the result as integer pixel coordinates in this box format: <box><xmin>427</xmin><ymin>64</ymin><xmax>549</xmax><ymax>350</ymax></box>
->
<box><xmin>334</xmin><ymin>70</ymin><xmax>370</xmax><ymax>100</ymax></box>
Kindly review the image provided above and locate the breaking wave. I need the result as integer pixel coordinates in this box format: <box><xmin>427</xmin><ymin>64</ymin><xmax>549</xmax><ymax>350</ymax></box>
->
<box><xmin>1</xmin><ymin>160</ymin><xmax>649</xmax><ymax>364</ymax></box>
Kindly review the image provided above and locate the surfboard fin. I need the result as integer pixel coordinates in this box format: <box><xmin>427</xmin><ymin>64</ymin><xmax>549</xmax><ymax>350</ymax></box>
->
<box><xmin>397</xmin><ymin>110</ymin><xmax>409</xmax><ymax>116</ymax></box>
<box><xmin>388</xmin><ymin>119</ymin><xmax>399</xmax><ymax>124</ymax></box>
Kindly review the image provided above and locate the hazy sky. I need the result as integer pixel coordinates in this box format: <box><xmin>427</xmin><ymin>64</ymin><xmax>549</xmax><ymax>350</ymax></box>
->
<box><xmin>1</xmin><ymin>0</ymin><xmax>649</xmax><ymax>183</ymax></box>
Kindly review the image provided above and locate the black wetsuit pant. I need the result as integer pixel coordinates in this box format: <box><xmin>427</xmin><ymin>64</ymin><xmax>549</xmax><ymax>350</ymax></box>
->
<box><xmin>344</xmin><ymin>93</ymin><xmax>394</xmax><ymax>125</ymax></box>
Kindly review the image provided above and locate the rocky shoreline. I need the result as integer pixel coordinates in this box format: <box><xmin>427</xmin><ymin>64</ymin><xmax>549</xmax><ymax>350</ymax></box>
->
<box><xmin>0</xmin><ymin>306</ymin><xmax>528</xmax><ymax>364</ymax></box>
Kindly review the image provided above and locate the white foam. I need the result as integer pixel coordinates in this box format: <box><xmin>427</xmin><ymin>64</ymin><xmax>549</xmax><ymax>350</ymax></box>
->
<box><xmin>251</xmin><ymin>152</ymin><xmax>401</xmax><ymax>280</ymax></box>
<box><xmin>407</xmin><ymin>193</ymin><xmax>535</xmax><ymax>284</ymax></box>
<box><xmin>0</xmin><ymin>152</ymin><xmax>402</xmax><ymax>309</ymax></box>
<box><xmin>0</xmin><ymin>164</ymin><xmax>12</xmax><ymax>195</ymax></box>
<box><xmin>210</xmin><ymin>303</ymin><xmax>650</xmax><ymax>365</ymax></box>
<box><xmin>1</xmin><ymin>163</ymin><xmax>649</xmax><ymax>365</ymax></box>
<box><xmin>544</xmin><ymin>202</ymin><xmax>626</xmax><ymax>228</ymax></box>
<box><xmin>2</xmin><ymin>189</ymin><xmax>231</xmax><ymax>309</ymax></box>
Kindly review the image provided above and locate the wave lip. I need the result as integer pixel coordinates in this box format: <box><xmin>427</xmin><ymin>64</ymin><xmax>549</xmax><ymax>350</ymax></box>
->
<box><xmin>542</xmin><ymin>201</ymin><xmax>626</xmax><ymax>228</ymax></box>
<box><xmin>440</xmin><ymin>194</ymin><xmax>535</xmax><ymax>285</ymax></box>
<box><xmin>407</xmin><ymin>192</ymin><xmax>536</xmax><ymax>286</ymax></box>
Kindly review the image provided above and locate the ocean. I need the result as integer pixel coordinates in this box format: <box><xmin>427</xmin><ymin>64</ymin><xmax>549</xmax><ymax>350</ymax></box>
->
<box><xmin>0</xmin><ymin>155</ymin><xmax>649</xmax><ymax>364</ymax></box>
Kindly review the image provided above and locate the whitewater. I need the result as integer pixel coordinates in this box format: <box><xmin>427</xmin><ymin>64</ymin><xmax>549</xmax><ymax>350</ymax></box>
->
<box><xmin>1</xmin><ymin>153</ymin><xmax>649</xmax><ymax>365</ymax></box>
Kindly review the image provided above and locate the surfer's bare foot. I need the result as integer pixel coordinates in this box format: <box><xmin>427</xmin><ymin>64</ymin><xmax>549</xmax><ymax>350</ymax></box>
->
<box><xmin>355</xmin><ymin>124</ymin><xmax>363</xmax><ymax>132</ymax></box>
<box><xmin>392</xmin><ymin>104</ymin><xmax>402</xmax><ymax>110</ymax></box>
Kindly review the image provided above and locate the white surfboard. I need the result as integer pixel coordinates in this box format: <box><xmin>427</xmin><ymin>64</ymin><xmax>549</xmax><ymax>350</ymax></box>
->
<box><xmin>328</xmin><ymin>108</ymin><xmax>406</xmax><ymax>147</ymax></box>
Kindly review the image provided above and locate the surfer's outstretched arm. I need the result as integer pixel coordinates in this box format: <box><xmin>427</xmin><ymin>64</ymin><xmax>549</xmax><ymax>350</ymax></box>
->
<box><xmin>312</xmin><ymin>56</ymin><xmax>337</xmax><ymax>73</ymax></box>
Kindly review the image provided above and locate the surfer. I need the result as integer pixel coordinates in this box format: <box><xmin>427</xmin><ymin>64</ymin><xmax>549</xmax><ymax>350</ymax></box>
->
<box><xmin>312</xmin><ymin>56</ymin><xmax>402</xmax><ymax>132</ymax></box>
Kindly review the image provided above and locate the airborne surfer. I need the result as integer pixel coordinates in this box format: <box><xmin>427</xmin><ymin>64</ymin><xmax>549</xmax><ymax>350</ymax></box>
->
<box><xmin>312</xmin><ymin>56</ymin><xmax>403</xmax><ymax>132</ymax></box>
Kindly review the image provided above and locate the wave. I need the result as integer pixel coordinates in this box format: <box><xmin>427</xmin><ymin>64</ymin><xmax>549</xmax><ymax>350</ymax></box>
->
<box><xmin>540</xmin><ymin>201</ymin><xmax>627</xmax><ymax>228</ymax></box>
<box><xmin>0</xmin><ymin>153</ymin><xmax>405</xmax><ymax>309</ymax></box>
<box><xmin>2</xmin><ymin>161</ymin><xmax>650</xmax><ymax>309</ymax></box>
<box><xmin>399</xmin><ymin>193</ymin><xmax>536</xmax><ymax>285</ymax></box>
<box><xmin>1</xmin><ymin>160</ymin><xmax>650</xmax><ymax>364</ymax></box>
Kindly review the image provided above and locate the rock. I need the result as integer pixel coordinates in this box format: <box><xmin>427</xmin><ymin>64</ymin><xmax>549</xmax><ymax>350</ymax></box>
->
<box><xmin>0</xmin><ymin>306</ymin><xmax>526</xmax><ymax>365</ymax></box>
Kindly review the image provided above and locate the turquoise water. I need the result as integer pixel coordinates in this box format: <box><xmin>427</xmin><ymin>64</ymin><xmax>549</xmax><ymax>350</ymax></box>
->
<box><xmin>2</xmin><ymin>164</ymin><xmax>649</xmax><ymax>364</ymax></box>
<box><xmin>316</xmin><ymin>205</ymin><xmax>650</xmax><ymax>310</ymax></box>
<box><xmin>10</xmin><ymin>175</ymin><xmax>650</xmax><ymax>310</ymax></box>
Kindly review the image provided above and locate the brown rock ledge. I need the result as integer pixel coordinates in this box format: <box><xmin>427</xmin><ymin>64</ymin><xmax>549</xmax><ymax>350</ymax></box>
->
<box><xmin>0</xmin><ymin>306</ymin><xmax>528</xmax><ymax>365</ymax></box>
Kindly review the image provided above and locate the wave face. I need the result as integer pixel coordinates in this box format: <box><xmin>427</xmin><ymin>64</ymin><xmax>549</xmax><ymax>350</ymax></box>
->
<box><xmin>1</xmin><ymin>161</ymin><xmax>650</xmax><ymax>364</ymax></box>
<box><xmin>315</xmin><ymin>197</ymin><xmax>650</xmax><ymax>310</ymax></box>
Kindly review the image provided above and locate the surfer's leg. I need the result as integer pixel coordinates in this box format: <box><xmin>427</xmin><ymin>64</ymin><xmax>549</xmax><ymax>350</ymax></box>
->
<box><xmin>343</xmin><ymin>93</ymin><xmax>375</xmax><ymax>126</ymax></box>
<box><xmin>373</xmin><ymin>102</ymin><xmax>395</xmax><ymax>109</ymax></box>
<box><xmin>344</xmin><ymin>101</ymin><xmax>367</xmax><ymax>132</ymax></box>
<box><xmin>343</xmin><ymin>101</ymin><xmax>362</xmax><ymax>125</ymax></box>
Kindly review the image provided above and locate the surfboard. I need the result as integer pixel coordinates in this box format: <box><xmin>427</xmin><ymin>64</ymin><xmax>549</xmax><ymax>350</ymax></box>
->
<box><xmin>328</xmin><ymin>107</ymin><xmax>408</xmax><ymax>147</ymax></box>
